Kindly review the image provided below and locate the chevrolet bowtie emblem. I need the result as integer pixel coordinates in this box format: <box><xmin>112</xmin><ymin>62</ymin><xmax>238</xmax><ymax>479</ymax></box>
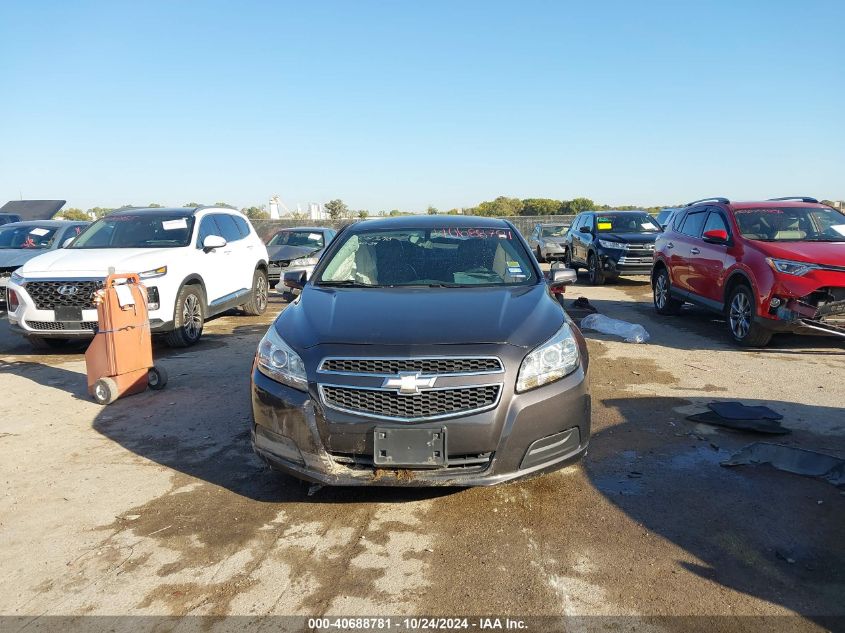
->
<box><xmin>382</xmin><ymin>371</ymin><xmax>437</xmax><ymax>395</ymax></box>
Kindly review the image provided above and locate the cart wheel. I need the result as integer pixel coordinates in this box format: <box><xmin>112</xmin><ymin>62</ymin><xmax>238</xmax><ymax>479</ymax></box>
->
<box><xmin>148</xmin><ymin>365</ymin><xmax>168</xmax><ymax>391</ymax></box>
<box><xmin>93</xmin><ymin>377</ymin><xmax>119</xmax><ymax>405</ymax></box>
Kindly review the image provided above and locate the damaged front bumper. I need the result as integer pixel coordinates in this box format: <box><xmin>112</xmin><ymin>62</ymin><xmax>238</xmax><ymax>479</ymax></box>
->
<box><xmin>761</xmin><ymin>282</ymin><xmax>845</xmax><ymax>339</ymax></box>
<box><xmin>250</xmin><ymin>362</ymin><xmax>591</xmax><ymax>487</ymax></box>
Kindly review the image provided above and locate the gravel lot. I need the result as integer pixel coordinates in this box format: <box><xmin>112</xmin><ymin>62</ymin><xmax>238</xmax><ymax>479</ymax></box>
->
<box><xmin>1</xmin><ymin>271</ymin><xmax>843</xmax><ymax>629</ymax></box>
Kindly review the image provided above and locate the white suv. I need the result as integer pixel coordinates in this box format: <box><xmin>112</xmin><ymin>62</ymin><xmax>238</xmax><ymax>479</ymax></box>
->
<box><xmin>5</xmin><ymin>206</ymin><xmax>269</xmax><ymax>349</ymax></box>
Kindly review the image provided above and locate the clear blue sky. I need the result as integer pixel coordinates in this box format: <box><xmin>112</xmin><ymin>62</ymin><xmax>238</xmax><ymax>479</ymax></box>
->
<box><xmin>1</xmin><ymin>0</ymin><xmax>843</xmax><ymax>212</ymax></box>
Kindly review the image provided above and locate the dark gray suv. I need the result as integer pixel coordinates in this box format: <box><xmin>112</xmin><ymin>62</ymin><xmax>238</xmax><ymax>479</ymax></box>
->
<box><xmin>251</xmin><ymin>216</ymin><xmax>590</xmax><ymax>486</ymax></box>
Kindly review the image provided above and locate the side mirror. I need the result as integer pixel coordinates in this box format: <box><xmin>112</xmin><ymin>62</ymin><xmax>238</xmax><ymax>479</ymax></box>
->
<box><xmin>548</xmin><ymin>267</ymin><xmax>577</xmax><ymax>289</ymax></box>
<box><xmin>579</xmin><ymin>225</ymin><xmax>592</xmax><ymax>234</ymax></box>
<box><xmin>283</xmin><ymin>270</ymin><xmax>307</xmax><ymax>291</ymax></box>
<box><xmin>702</xmin><ymin>229</ymin><xmax>729</xmax><ymax>244</ymax></box>
<box><xmin>203</xmin><ymin>235</ymin><xmax>227</xmax><ymax>251</ymax></box>
<box><xmin>62</xmin><ymin>237</ymin><xmax>75</xmax><ymax>248</ymax></box>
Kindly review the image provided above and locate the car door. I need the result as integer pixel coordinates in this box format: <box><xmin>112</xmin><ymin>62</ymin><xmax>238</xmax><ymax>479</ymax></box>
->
<box><xmin>576</xmin><ymin>214</ymin><xmax>594</xmax><ymax>264</ymax></box>
<box><xmin>195</xmin><ymin>214</ymin><xmax>231</xmax><ymax>303</ymax></box>
<box><xmin>687</xmin><ymin>207</ymin><xmax>731</xmax><ymax>304</ymax></box>
<box><xmin>670</xmin><ymin>208</ymin><xmax>708</xmax><ymax>293</ymax></box>
<box><xmin>213</xmin><ymin>213</ymin><xmax>253</xmax><ymax>293</ymax></box>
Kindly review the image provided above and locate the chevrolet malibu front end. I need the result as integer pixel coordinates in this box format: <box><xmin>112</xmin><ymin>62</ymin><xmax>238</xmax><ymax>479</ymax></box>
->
<box><xmin>251</xmin><ymin>217</ymin><xmax>590</xmax><ymax>486</ymax></box>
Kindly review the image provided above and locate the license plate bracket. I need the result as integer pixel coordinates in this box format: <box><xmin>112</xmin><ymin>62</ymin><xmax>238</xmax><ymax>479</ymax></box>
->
<box><xmin>373</xmin><ymin>427</ymin><xmax>447</xmax><ymax>468</ymax></box>
<box><xmin>55</xmin><ymin>306</ymin><xmax>83</xmax><ymax>321</ymax></box>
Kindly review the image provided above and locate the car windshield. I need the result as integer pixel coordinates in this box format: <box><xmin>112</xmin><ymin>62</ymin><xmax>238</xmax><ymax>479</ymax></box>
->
<box><xmin>595</xmin><ymin>213</ymin><xmax>661</xmax><ymax>232</ymax></box>
<box><xmin>734</xmin><ymin>206</ymin><xmax>845</xmax><ymax>242</ymax></box>
<box><xmin>317</xmin><ymin>226</ymin><xmax>537</xmax><ymax>287</ymax></box>
<box><xmin>268</xmin><ymin>230</ymin><xmax>324</xmax><ymax>248</ymax></box>
<box><xmin>541</xmin><ymin>225</ymin><xmax>568</xmax><ymax>237</ymax></box>
<box><xmin>70</xmin><ymin>213</ymin><xmax>195</xmax><ymax>248</ymax></box>
<box><xmin>0</xmin><ymin>225</ymin><xmax>59</xmax><ymax>249</ymax></box>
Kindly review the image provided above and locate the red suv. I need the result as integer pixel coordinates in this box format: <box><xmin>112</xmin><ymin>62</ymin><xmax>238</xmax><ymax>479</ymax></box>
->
<box><xmin>652</xmin><ymin>196</ymin><xmax>845</xmax><ymax>347</ymax></box>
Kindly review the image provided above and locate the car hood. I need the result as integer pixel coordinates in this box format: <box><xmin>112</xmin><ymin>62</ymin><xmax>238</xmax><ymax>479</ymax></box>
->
<box><xmin>278</xmin><ymin>284</ymin><xmax>564</xmax><ymax>350</ymax></box>
<box><xmin>267</xmin><ymin>245</ymin><xmax>321</xmax><ymax>262</ymax></box>
<box><xmin>0</xmin><ymin>249</ymin><xmax>49</xmax><ymax>269</ymax></box>
<box><xmin>17</xmin><ymin>248</ymin><xmax>177</xmax><ymax>277</ymax></box>
<box><xmin>596</xmin><ymin>232</ymin><xmax>659</xmax><ymax>244</ymax></box>
<box><xmin>752</xmin><ymin>240</ymin><xmax>845</xmax><ymax>267</ymax></box>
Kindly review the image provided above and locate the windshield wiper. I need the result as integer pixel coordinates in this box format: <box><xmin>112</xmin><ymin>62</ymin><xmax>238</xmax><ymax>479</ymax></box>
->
<box><xmin>318</xmin><ymin>280</ymin><xmax>380</xmax><ymax>288</ymax></box>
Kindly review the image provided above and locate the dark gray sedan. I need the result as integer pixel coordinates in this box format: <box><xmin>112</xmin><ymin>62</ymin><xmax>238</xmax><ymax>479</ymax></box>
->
<box><xmin>251</xmin><ymin>216</ymin><xmax>589</xmax><ymax>487</ymax></box>
<box><xmin>266</xmin><ymin>227</ymin><xmax>336</xmax><ymax>298</ymax></box>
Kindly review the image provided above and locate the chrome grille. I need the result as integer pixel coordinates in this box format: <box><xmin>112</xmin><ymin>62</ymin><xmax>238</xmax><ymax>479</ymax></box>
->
<box><xmin>26</xmin><ymin>320</ymin><xmax>97</xmax><ymax>331</ymax></box>
<box><xmin>321</xmin><ymin>385</ymin><xmax>500</xmax><ymax>420</ymax></box>
<box><xmin>320</xmin><ymin>357</ymin><xmax>502</xmax><ymax>375</ymax></box>
<box><xmin>618</xmin><ymin>255</ymin><xmax>654</xmax><ymax>265</ymax></box>
<box><xmin>24</xmin><ymin>280</ymin><xmax>102</xmax><ymax>310</ymax></box>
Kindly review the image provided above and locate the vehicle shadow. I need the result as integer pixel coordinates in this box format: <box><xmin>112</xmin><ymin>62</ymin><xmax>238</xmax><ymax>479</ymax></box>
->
<box><xmin>588</xmin><ymin>395</ymin><xmax>845</xmax><ymax>624</ymax></box>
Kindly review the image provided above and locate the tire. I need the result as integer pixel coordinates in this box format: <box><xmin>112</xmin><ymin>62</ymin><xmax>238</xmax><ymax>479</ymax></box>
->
<box><xmin>587</xmin><ymin>253</ymin><xmax>605</xmax><ymax>286</ymax></box>
<box><xmin>242</xmin><ymin>268</ymin><xmax>269</xmax><ymax>316</ymax></box>
<box><xmin>726</xmin><ymin>284</ymin><xmax>772</xmax><ymax>347</ymax></box>
<box><xmin>26</xmin><ymin>336</ymin><xmax>70</xmax><ymax>351</ymax></box>
<box><xmin>165</xmin><ymin>285</ymin><xmax>205</xmax><ymax>348</ymax></box>
<box><xmin>93</xmin><ymin>377</ymin><xmax>119</xmax><ymax>405</ymax></box>
<box><xmin>535</xmin><ymin>247</ymin><xmax>544</xmax><ymax>263</ymax></box>
<box><xmin>563</xmin><ymin>248</ymin><xmax>575</xmax><ymax>270</ymax></box>
<box><xmin>653</xmin><ymin>267</ymin><xmax>683</xmax><ymax>315</ymax></box>
<box><xmin>148</xmin><ymin>364</ymin><xmax>168</xmax><ymax>391</ymax></box>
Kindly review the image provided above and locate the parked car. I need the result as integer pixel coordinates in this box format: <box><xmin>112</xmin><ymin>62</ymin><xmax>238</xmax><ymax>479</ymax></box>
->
<box><xmin>0</xmin><ymin>220</ymin><xmax>90</xmax><ymax>296</ymax></box>
<box><xmin>526</xmin><ymin>222</ymin><xmax>571</xmax><ymax>262</ymax></box>
<box><xmin>0</xmin><ymin>213</ymin><xmax>23</xmax><ymax>226</ymax></box>
<box><xmin>652</xmin><ymin>196</ymin><xmax>845</xmax><ymax>347</ymax></box>
<box><xmin>266</xmin><ymin>226</ymin><xmax>336</xmax><ymax>298</ymax></box>
<box><xmin>656</xmin><ymin>207</ymin><xmax>681</xmax><ymax>229</ymax></box>
<box><xmin>6</xmin><ymin>207</ymin><xmax>269</xmax><ymax>349</ymax></box>
<box><xmin>564</xmin><ymin>210</ymin><xmax>661</xmax><ymax>285</ymax></box>
<box><xmin>251</xmin><ymin>215</ymin><xmax>587</xmax><ymax>487</ymax></box>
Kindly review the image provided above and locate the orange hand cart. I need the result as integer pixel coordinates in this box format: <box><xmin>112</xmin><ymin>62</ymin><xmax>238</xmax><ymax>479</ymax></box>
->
<box><xmin>85</xmin><ymin>272</ymin><xmax>167</xmax><ymax>405</ymax></box>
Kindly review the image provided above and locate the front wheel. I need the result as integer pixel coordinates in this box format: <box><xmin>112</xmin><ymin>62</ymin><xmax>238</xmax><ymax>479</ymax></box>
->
<box><xmin>587</xmin><ymin>253</ymin><xmax>605</xmax><ymax>286</ymax></box>
<box><xmin>93</xmin><ymin>377</ymin><xmax>119</xmax><ymax>405</ymax></box>
<box><xmin>242</xmin><ymin>268</ymin><xmax>269</xmax><ymax>316</ymax></box>
<box><xmin>726</xmin><ymin>284</ymin><xmax>772</xmax><ymax>347</ymax></box>
<box><xmin>653</xmin><ymin>268</ymin><xmax>683</xmax><ymax>315</ymax></box>
<box><xmin>563</xmin><ymin>248</ymin><xmax>575</xmax><ymax>270</ymax></box>
<box><xmin>535</xmin><ymin>246</ymin><xmax>544</xmax><ymax>263</ymax></box>
<box><xmin>165</xmin><ymin>285</ymin><xmax>205</xmax><ymax>348</ymax></box>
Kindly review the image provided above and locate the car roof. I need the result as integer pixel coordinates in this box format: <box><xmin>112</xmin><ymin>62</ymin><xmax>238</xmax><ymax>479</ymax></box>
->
<box><xmin>351</xmin><ymin>215</ymin><xmax>512</xmax><ymax>230</ymax></box>
<box><xmin>729</xmin><ymin>200</ymin><xmax>830</xmax><ymax>210</ymax></box>
<box><xmin>538</xmin><ymin>222</ymin><xmax>569</xmax><ymax>226</ymax></box>
<box><xmin>583</xmin><ymin>209</ymin><xmax>649</xmax><ymax>214</ymax></box>
<box><xmin>108</xmin><ymin>206</ymin><xmax>241</xmax><ymax>217</ymax></box>
<box><xmin>0</xmin><ymin>219</ymin><xmax>87</xmax><ymax>228</ymax></box>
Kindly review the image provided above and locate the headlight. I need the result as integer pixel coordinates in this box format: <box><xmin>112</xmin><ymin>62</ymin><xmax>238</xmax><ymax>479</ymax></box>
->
<box><xmin>516</xmin><ymin>322</ymin><xmax>580</xmax><ymax>392</ymax></box>
<box><xmin>139</xmin><ymin>266</ymin><xmax>167</xmax><ymax>279</ymax></box>
<box><xmin>256</xmin><ymin>326</ymin><xmax>307</xmax><ymax>390</ymax></box>
<box><xmin>10</xmin><ymin>271</ymin><xmax>24</xmax><ymax>284</ymax></box>
<box><xmin>767</xmin><ymin>258</ymin><xmax>818</xmax><ymax>277</ymax></box>
<box><xmin>598</xmin><ymin>240</ymin><xmax>628</xmax><ymax>250</ymax></box>
<box><xmin>289</xmin><ymin>256</ymin><xmax>318</xmax><ymax>267</ymax></box>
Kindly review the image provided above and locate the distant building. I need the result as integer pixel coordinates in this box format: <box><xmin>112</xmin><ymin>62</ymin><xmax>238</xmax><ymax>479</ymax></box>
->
<box><xmin>308</xmin><ymin>202</ymin><xmax>327</xmax><ymax>220</ymax></box>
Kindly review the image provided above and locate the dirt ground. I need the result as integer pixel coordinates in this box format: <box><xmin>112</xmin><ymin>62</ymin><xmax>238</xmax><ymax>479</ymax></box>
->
<box><xmin>1</xmin><ymin>271</ymin><xmax>843</xmax><ymax>631</ymax></box>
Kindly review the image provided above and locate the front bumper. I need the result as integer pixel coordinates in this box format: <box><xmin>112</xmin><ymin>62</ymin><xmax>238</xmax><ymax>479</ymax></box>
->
<box><xmin>251</xmin><ymin>360</ymin><xmax>591</xmax><ymax>487</ymax></box>
<box><xmin>5</xmin><ymin>279</ymin><xmax>172</xmax><ymax>339</ymax></box>
<box><xmin>599</xmin><ymin>252</ymin><xmax>653</xmax><ymax>276</ymax></box>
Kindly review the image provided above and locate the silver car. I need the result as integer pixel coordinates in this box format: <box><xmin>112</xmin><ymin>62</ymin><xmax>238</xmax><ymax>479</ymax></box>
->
<box><xmin>526</xmin><ymin>222</ymin><xmax>570</xmax><ymax>262</ymax></box>
<box><xmin>0</xmin><ymin>220</ymin><xmax>90</xmax><ymax>294</ymax></box>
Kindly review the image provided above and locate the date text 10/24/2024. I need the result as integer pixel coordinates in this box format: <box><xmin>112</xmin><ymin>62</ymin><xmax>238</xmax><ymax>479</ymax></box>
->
<box><xmin>308</xmin><ymin>617</ymin><xmax>528</xmax><ymax>630</ymax></box>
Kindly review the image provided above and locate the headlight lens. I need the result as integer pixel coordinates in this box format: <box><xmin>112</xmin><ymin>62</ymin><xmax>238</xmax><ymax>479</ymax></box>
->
<box><xmin>516</xmin><ymin>322</ymin><xmax>580</xmax><ymax>392</ymax></box>
<box><xmin>289</xmin><ymin>256</ymin><xmax>319</xmax><ymax>267</ymax></box>
<box><xmin>256</xmin><ymin>326</ymin><xmax>307</xmax><ymax>390</ymax></box>
<box><xmin>767</xmin><ymin>258</ymin><xmax>818</xmax><ymax>277</ymax></box>
<box><xmin>598</xmin><ymin>239</ymin><xmax>628</xmax><ymax>250</ymax></box>
<box><xmin>139</xmin><ymin>266</ymin><xmax>167</xmax><ymax>279</ymax></box>
<box><xmin>10</xmin><ymin>271</ymin><xmax>24</xmax><ymax>284</ymax></box>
